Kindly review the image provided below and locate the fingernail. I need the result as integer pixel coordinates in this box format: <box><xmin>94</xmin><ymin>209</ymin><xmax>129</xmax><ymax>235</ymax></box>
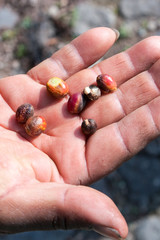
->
<box><xmin>111</xmin><ymin>28</ymin><xmax>120</xmax><ymax>41</ymax></box>
<box><xmin>93</xmin><ymin>225</ymin><xmax>124</xmax><ymax>240</ymax></box>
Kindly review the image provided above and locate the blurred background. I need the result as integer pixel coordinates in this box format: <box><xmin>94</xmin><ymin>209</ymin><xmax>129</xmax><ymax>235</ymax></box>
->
<box><xmin>0</xmin><ymin>0</ymin><xmax>160</xmax><ymax>239</ymax></box>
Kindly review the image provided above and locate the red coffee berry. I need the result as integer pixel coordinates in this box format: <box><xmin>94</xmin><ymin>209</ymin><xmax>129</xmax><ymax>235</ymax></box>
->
<box><xmin>96</xmin><ymin>74</ymin><xmax>117</xmax><ymax>92</ymax></box>
<box><xmin>25</xmin><ymin>116</ymin><xmax>47</xmax><ymax>137</ymax></box>
<box><xmin>16</xmin><ymin>103</ymin><xmax>34</xmax><ymax>124</ymax></box>
<box><xmin>68</xmin><ymin>93</ymin><xmax>87</xmax><ymax>114</ymax></box>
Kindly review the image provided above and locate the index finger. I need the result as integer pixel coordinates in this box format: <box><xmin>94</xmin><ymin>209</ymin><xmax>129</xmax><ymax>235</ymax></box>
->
<box><xmin>27</xmin><ymin>27</ymin><xmax>117</xmax><ymax>85</ymax></box>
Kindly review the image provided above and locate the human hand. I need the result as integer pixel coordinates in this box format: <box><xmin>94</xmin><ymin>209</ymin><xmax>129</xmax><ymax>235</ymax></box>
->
<box><xmin>0</xmin><ymin>27</ymin><xmax>160</xmax><ymax>239</ymax></box>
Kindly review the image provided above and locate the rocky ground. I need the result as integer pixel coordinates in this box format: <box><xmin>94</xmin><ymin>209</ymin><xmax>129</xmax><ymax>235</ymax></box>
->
<box><xmin>0</xmin><ymin>0</ymin><xmax>160</xmax><ymax>239</ymax></box>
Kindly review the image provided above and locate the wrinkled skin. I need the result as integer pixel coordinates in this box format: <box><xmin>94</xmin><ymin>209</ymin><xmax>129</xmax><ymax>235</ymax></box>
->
<box><xmin>0</xmin><ymin>28</ymin><xmax>160</xmax><ymax>239</ymax></box>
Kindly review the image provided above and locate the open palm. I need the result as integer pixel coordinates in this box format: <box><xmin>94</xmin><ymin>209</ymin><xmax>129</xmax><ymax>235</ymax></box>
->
<box><xmin>0</xmin><ymin>28</ymin><xmax>160</xmax><ymax>239</ymax></box>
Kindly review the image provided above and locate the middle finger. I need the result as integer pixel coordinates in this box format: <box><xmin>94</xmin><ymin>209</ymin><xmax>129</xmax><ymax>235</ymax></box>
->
<box><xmin>81</xmin><ymin>63</ymin><xmax>160</xmax><ymax>128</ymax></box>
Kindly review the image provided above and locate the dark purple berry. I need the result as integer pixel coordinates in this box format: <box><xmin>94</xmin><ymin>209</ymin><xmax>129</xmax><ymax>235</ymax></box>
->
<box><xmin>83</xmin><ymin>85</ymin><xmax>101</xmax><ymax>101</ymax></box>
<box><xmin>16</xmin><ymin>103</ymin><xmax>34</xmax><ymax>124</ymax></box>
<box><xmin>81</xmin><ymin>119</ymin><xmax>97</xmax><ymax>135</ymax></box>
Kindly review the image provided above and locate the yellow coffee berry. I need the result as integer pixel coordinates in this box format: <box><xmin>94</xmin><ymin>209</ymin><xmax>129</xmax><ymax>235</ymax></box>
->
<box><xmin>46</xmin><ymin>77</ymin><xmax>69</xmax><ymax>98</ymax></box>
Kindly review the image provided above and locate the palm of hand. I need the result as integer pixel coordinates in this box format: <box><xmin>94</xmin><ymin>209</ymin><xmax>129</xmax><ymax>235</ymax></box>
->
<box><xmin>0</xmin><ymin>76</ymin><xmax>88</xmax><ymax>187</ymax></box>
<box><xmin>0</xmin><ymin>71</ymin><xmax>97</xmax><ymax>234</ymax></box>
<box><xmin>0</xmin><ymin>28</ymin><xmax>160</xmax><ymax>239</ymax></box>
<box><xmin>1</xmin><ymin>66</ymin><xmax>115</xmax><ymax>236</ymax></box>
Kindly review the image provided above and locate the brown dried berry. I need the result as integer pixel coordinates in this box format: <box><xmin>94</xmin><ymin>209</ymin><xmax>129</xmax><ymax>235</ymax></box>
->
<box><xmin>83</xmin><ymin>85</ymin><xmax>101</xmax><ymax>101</ymax></box>
<box><xmin>81</xmin><ymin>119</ymin><xmax>97</xmax><ymax>135</ymax></box>
<box><xmin>16</xmin><ymin>103</ymin><xmax>34</xmax><ymax>124</ymax></box>
<box><xmin>25</xmin><ymin>116</ymin><xmax>47</xmax><ymax>137</ymax></box>
<box><xmin>46</xmin><ymin>77</ymin><xmax>69</xmax><ymax>98</ymax></box>
<box><xmin>67</xmin><ymin>93</ymin><xmax>87</xmax><ymax>114</ymax></box>
<box><xmin>96</xmin><ymin>74</ymin><xmax>117</xmax><ymax>92</ymax></box>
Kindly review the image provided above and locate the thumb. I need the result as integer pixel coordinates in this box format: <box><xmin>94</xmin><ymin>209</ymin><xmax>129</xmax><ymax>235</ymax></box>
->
<box><xmin>0</xmin><ymin>182</ymin><xmax>128</xmax><ymax>239</ymax></box>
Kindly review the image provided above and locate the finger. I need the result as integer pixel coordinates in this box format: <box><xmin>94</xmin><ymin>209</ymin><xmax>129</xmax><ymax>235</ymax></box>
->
<box><xmin>0</xmin><ymin>75</ymin><xmax>43</xmax><ymax>110</ymax></box>
<box><xmin>0</xmin><ymin>94</ymin><xmax>16</xmax><ymax>130</ymax></box>
<box><xmin>67</xmin><ymin>36</ymin><xmax>160</xmax><ymax>93</ymax></box>
<box><xmin>81</xmin><ymin>58</ymin><xmax>160</xmax><ymax>128</ymax></box>
<box><xmin>27</xmin><ymin>27</ymin><xmax>117</xmax><ymax>85</ymax></box>
<box><xmin>0</xmin><ymin>182</ymin><xmax>128</xmax><ymax>239</ymax></box>
<box><xmin>86</xmin><ymin>95</ymin><xmax>160</xmax><ymax>182</ymax></box>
